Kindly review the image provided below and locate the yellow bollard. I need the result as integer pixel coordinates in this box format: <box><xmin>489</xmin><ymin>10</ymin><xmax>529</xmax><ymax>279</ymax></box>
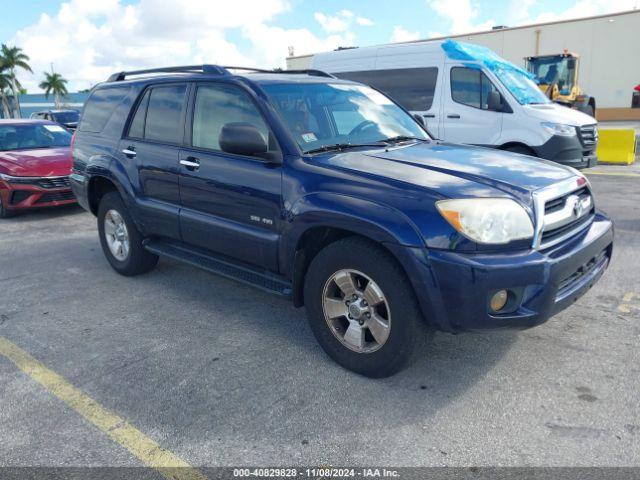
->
<box><xmin>596</xmin><ymin>129</ymin><xmax>636</xmax><ymax>165</ymax></box>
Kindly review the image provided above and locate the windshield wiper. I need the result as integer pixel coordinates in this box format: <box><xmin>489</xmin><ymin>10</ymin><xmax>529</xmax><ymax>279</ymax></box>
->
<box><xmin>304</xmin><ymin>142</ymin><xmax>386</xmax><ymax>155</ymax></box>
<box><xmin>379</xmin><ymin>135</ymin><xmax>429</xmax><ymax>144</ymax></box>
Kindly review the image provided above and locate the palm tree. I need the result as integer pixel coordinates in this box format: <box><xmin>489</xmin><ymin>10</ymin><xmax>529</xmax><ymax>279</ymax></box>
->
<box><xmin>0</xmin><ymin>71</ymin><xmax>12</xmax><ymax>118</ymax></box>
<box><xmin>0</xmin><ymin>44</ymin><xmax>32</xmax><ymax>117</ymax></box>
<box><xmin>39</xmin><ymin>72</ymin><xmax>68</xmax><ymax>109</ymax></box>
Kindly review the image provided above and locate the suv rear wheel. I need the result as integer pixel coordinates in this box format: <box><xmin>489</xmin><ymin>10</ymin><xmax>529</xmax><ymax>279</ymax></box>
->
<box><xmin>97</xmin><ymin>191</ymin><xmax>158</xmax><ymax>276</ymax></box>
<box><xmin>304</xmin><ymin>237</ymin><xmax>423</xmax><ymax>377</ymax></box>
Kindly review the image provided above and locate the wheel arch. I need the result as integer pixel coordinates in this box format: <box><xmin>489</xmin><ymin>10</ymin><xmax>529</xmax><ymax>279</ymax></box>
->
<box><xmin>284</xmin><ymin>193</ymin><xmax>424</xmax><ymax>307</ymax></box>
<box><xmin>500</xmin><ymin>142</ymin><xmax>537</xmax><ymax>157</ymax></box>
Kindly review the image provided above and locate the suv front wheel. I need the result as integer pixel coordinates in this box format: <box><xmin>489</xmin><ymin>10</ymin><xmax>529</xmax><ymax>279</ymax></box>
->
<box><xmin>304</xmin><ymin>237</ymin><xmax>423</xmax><ymax>377</ymax></box>
<box><xmin>97</xmin><ymin>191</ymin><xmax>158</xmax><ymax>276</ymax></box>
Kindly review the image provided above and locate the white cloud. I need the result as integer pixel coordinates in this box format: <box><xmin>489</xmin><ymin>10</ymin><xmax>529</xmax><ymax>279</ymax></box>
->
<box><xmin>313</xmin><ymin>9</ymin><xmax>366</xmax><ymax>33</ymax></box>
<box><xmin>9</xmin><ymin>0</ymin><xmax>365</xmax><ymax>92</ymax></box>
<box><xmin>356</xmin><ymin>17</ymin><xmax>374</xmax><ymax>26</ymax></box>
<box><xmin>519</xmin><ymin>0</ymin><xmax>639</xmax><ymax>24</ymax></box>
<box><xmin>427</xmin><ymin>0</ymin><xmax>495</xmax><ymax>34</ymax></box>
<box><xmin>390</xmin><ymin>26</ymin><xmax>421</xmax><ymax>42</ymax></box>
<box><xmin>314</xmin><ymin>11</ymin><xmax>351</xmax><ymax>33</ymax></box>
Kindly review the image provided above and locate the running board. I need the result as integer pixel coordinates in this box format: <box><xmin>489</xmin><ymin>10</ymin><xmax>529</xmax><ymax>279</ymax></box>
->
<box><xmin>143</xmin><ymin>239</ymin><xmax>292</xmax><ymax>298</ymax></box>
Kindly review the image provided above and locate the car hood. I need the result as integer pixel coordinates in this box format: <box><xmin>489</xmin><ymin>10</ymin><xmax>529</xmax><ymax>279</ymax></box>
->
<box><xmin>522</xmin><ymin>103</ymin><xmax>596</xmax><ymax>125</ymax></box>
<box><xmin>0</xmin><ymin>147</ymin><xmax>72</xmax><ymax>177</ymax></box>
<box><xmin>317</xmin><ymin>141</ymin><xmax>577</xmax><ymax>201</ymax></box>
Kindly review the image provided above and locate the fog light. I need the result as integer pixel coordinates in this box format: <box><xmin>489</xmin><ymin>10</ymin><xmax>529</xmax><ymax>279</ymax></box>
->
<box><xmin>490</xmin><ymin>290</ymin><xmax>509</xmax><ymax>312</ymax></box>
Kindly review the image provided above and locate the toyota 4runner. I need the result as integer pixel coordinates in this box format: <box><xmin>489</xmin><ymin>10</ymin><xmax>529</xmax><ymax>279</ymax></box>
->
<box><xmin>70</xmin><ymin>65</ymin><xmax>613</xmax><ymax>377</ymax></box>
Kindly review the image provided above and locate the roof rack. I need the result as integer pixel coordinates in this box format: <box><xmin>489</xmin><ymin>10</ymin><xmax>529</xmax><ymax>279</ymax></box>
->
<box><xmin>272</xmin><ymin>68</ymin><xmax>336</xmax><ymax>78</ymax></box>
<box><xmin>107</xmin><ymin>65</ymin><xmax>336</xmax><ymax>82</ymax></box>
<box><xmin>107</xmin><ymin>65</ymin><xmax>229</xmax><ymax>82</ymax></box>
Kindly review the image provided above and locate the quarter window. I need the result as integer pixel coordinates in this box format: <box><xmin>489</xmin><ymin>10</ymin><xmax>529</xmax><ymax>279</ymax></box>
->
<box><xmin>79</xmin><ymin>86</ymin><xmax>130</xmax><ymax>133</ymax></box>
<box><xmin>335</xmin><ymin>67</ymin><xmax>438</xmax><ymax>111</ymax></box>
<box><xmin>451</xmin><ymin>67</ymin><xmax>499</xmax><ymax>110</ymax></box>
<box><xmin>143</xmin><ymin>85</ymin><xmax>187</xmax><ymax>144</ymax></box>
<box><xmin>191</xmin><ymin>84</ymin><xmax>271</xmax><ymax>154</ymax></box>
<box><xmin>128</xmin><ymin>89</ymin><xmax>151</xmax><ymax>139</ymax></box>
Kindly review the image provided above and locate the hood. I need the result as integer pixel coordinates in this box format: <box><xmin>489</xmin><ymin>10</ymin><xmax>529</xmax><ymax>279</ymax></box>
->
<box><xmin>317</xmin><ymin>141</ymin><xmax>577</xmax><ymax>200</ymax></box>
<box><xmin>522</xmin><ymin>103</ymin><xmax>596</xmax><ymax>126</ymax></box>
<box><xmin>0</xmin><ymin>147</ymin><xmax>72</xmax><ymax>177</ymax></box>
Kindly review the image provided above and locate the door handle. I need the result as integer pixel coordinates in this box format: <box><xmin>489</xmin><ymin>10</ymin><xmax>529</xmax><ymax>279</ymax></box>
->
<box><xmin>446</xmin><ymin>114</ymin><xmax>461</xmax><ymax>119</ymax></box>
<box><xmin>122</xmin><ymin>147</ymin><xmax>136</xmax><ymax>158</ymax></box>
<box><xmin>423</xmin><ymin>114</ymin><xmax>436</xmax><ymax>118</ymax></box>
<box><xmin>180</xmin><ymin>157</ymin><xmax>200</xmax><ymax>170</ymax></box>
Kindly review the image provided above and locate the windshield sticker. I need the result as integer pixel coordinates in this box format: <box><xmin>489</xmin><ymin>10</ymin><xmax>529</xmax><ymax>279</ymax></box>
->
<box><xmin>301</xmin><ymin>132</ymin><xmax>317</xmax><ymax>143</ymax></box>
<box><xmin>43</xmin><ymin>125</ymin><xmax>66</xmax><ymax>133</ymax></box>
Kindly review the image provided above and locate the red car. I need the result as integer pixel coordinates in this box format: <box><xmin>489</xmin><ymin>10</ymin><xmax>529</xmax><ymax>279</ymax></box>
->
<box><xmin>0</xmin><ymin>119</ymin><xmax>76</xmax><ymax>218</ymax></box>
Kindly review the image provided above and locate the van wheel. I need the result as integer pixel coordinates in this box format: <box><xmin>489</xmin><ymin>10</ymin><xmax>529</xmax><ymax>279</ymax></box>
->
<box><xmin>97</xmin><ymin>191</ymin><xmax>158</xmax><ymax>276</ymax></box>
<box><xmin>304</xmin><ymin>237</ymin><xmax>423</xmax><ymax>377</ymax></box>
<box><xmin>504</xmin><ymin>145</ymin><xmax>536</xmax><ymax>157</ymax></box>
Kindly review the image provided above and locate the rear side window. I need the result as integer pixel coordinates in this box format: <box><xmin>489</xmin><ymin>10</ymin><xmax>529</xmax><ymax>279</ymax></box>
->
<box><xmin>143</xmin><ymin>85</ymin><xmax>187</xmax><ymax>144</ymax></box>
<box><xmin>128</xmin><ymin>89</ymin><xmax>151</xmax><ymax>139</ymax></box>
<box><xmin>335</xmin><ymin>67</ymin><xmax>438</xmax><ymax>111</ymax></box>
<box><xmin>451</xmin><ymin>67</ymin><xmax>499</xmax><ymax>110</ymax></box>
<box><xmin>80</xmin><ymin>87</ymin><xmax>130</xmax><ymax>133</ymax></box>
<box><xmin>191</xmin><ymin>84</ymin><xmax>270</xmax><ymax>152</ymax></box>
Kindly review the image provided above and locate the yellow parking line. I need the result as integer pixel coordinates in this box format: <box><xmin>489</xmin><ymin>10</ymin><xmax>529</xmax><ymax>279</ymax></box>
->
<box><xmin>618</xmin><ymin>292</ymin><xmax>636</xmax><ymax>314</ymax></box>
<box><xmin>0</xmin><ymin>336</ymin><xmax>207</xmax><ymax>480</ymax></box>
<box><xmin>584</xmin><ymin>171</ymin><xmax>640</xmax><ymax>177</ymax></box>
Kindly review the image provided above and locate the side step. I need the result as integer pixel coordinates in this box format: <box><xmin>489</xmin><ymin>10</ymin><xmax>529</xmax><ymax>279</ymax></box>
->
<box><xmin>144</xmin><ymin>239</ymin><xmax>292</xmax><ymax>298</ymax></box>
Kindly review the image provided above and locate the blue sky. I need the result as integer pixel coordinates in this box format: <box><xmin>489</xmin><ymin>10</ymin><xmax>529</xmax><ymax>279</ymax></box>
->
<box><xmin>1</xmin><ymin>0</ymin><xmax>637</xmax><ymax>91</ymax></box>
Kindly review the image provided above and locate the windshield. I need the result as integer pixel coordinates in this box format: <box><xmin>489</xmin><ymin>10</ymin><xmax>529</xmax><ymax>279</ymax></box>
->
<box><xmin>261</xmin><ymin>82</ymin><xmax>429</xmax><ymax>153</ymax></box>
<box><xmin>527</xmin><ymin>56</ymin><xmax>576</xmax><ymax>92</ymax></box>
<box><xmin>0</xmin><ymin>124</ymin><xmax>72</xmax><ymax>151</ymax></box>
<box><xmin>493</xmin><ymin>68</ymin><xmax>550</xmax><ymax>105</ymax></box>
<box><xmin>52</xmin><ymin>111</ymin><xmax>79</xmax><ymax>124</ymax></box>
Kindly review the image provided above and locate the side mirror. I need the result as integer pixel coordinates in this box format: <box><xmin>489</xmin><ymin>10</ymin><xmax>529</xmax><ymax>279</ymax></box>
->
<box><xmin>219</xmin><ymin>122</ymin><xmax>268</xmax><ymax>157</ymax></box>
<box><xmin>413</xmin><ymin>114</ymin><xmax>425</xmax><ymax>126</ymax></box>
<box><xmin>487</xmin><ymin>91</ymin><xmax>503</xmax><ymax>112</ymax></box>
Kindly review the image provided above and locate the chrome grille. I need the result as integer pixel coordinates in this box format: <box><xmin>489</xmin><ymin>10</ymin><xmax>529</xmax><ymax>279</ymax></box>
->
<box><xmin>578</xmin><ymin>124</ymin><xmax>598</xmax><ymax>150</ymax></box>
<box><xmin>532</xmin><ymin>178</ymin><xmax>595</xmax><ymax>250</ymax></box>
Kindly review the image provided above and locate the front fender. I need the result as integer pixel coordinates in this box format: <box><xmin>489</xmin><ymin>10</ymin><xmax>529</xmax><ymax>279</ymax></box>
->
<box><xmin>280</xmin><ymin>191</ymin><xmax>424</xmax><ymax>276</ymax></box>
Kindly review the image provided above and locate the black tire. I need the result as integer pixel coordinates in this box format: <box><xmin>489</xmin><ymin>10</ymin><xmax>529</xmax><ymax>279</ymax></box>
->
<box><xmin>304</xmin><ymin>237</ymin><xmax>424</xmax><ymax>378</ymax></box>
<box><xmin>504</xmin><ymin>145</ymin><xmax>537</xmax><ymax>157</ymax></box>
<box><xmin>0</xmin><ymin>194</ymin><xmax>16</xmax><ymax>218</ymax></box>
<box><xmin>97</xmin><ymin>191</ymin><xmax>158</xmax><ymax>276</ymax></box>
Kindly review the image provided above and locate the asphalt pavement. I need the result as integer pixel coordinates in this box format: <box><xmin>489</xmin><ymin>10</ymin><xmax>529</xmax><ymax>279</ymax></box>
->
<box><xmin>0</xmin><ymin>166</ymin><xmax>638</xmax><ymax>469</ymax></box>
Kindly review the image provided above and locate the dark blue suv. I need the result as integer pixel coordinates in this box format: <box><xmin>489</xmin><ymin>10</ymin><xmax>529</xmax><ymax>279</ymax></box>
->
<box><xmin>70</xmin><ymin>65</ymin><xmax>613</xmax><ymax>377</ymax></box>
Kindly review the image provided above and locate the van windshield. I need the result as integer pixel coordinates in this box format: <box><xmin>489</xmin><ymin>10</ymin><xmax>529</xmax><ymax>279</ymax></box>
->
<box><xmin>261</xmin><ymin>82</ymin><xmax>430</xmax><ymax>153</ymax></box>
<box><xmin>493</xmin><ymin>68</ymin><xmax>550</xmax><ymax>105</ymax></box>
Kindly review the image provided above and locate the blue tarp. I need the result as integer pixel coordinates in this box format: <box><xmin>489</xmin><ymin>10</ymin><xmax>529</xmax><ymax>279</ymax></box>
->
<box><xmin>441</xmin><ymin>39</ymin><xmax>548</xmax><ymax>105</ymax></box>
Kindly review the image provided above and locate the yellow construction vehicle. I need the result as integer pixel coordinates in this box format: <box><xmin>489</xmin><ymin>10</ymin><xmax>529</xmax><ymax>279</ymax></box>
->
<box><xmin>525</xmin><ymin>51</ymin><xmax>596</xmax><ymax>117</ymax></box>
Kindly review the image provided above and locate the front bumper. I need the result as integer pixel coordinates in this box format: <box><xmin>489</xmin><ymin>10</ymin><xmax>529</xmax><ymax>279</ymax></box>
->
<box><xmin>388</xmin><ymin>212</ymin><xmax>613</xmax><ymax>332</ymax></box>
<box><xmin>532</xmin><ymin>133</ymin><xmax>598</xmax><ymax>170</ymax></box>
<box><xmin>0</xmin><ymin>176</ymin><xmax>76</xmax><ymax>211</ymax></box>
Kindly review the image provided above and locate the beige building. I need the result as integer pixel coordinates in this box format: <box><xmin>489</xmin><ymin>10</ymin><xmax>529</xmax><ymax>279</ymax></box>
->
<box><xmin>287</xmin><ymin>10</ymin><xmax>640</xmax><ymax>120</ymax></box>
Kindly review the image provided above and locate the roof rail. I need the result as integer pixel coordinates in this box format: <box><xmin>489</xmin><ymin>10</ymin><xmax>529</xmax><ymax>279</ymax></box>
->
<box><xmin>223</xmin><ymin>66</ymin><xmax>336</xmax><ymax>78</ymax></box>
<box><xmin>106</xmin><ymin>65</ymin><xmax>336</xmax><ymax>82</ymax></box>
<box><xmin>272</xmin><ymin>68</ymin><xmax>336</xmax><ymax>78</ymax></box>
<box><xmin>107</xmin><ymin>65</ymin><xmax>230</xmax><ymax>82</ymax></box>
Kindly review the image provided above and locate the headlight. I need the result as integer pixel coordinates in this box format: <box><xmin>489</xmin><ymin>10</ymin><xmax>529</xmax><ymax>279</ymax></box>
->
<box><xmin>541</xmin><ymin>122</ymin><xmax>576</xmax><ymax>137</ymax></box>
<box><xmin>436</xmin><ymin>198</ymin><xmax>534</xmax><ymax>244</ymax></box>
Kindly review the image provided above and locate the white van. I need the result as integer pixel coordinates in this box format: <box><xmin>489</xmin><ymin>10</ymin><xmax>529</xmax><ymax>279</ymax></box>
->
<box><xmin>311</xmin><ymin>39</ymin><xmax>598</xmax><ymax>169</ymax></box>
